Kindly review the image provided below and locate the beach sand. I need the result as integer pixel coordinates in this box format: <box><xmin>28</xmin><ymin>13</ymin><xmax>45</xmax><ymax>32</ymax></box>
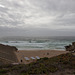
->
<box><xmin>15</xmin><ymin>50</ymin><xmax>68</xmax><ymax>64</ymax></box>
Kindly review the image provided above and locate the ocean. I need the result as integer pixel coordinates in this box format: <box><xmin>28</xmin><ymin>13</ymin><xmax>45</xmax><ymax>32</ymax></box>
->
<box><xmin>0</xmin><ymin>36</ymin><xmax>75</xmax><ymax>50</ymax></box>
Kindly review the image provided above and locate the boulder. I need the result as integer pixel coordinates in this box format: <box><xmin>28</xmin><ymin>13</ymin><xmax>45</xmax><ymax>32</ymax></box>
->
<box><xmin>65</xmin><ymin>42</ymin><xmax>75</xmax><ymax>52</ymax></box>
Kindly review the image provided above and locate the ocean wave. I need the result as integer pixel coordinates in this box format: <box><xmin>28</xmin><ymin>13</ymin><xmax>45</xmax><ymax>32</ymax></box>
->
<box><xmin>0</xmin><ymin>39</ymin><xmax>75</xmax><ymax>50</ymax></box>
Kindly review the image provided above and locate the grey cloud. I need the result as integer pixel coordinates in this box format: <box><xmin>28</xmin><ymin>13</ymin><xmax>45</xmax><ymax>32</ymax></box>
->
<box><xmin>0</xmin><ymin>0</ymin><xmax>75</xmax><ymax>37</ymax></box>
<box><xmin>30</xmin><ymin>0</ymin><xmax>75</xmax><ymax>12</ymax></box>
<box><xmin>0</xmin><ymin>7</ymin><xmax>8</xmax><ymax>13</ymax></box>
<box><xmin>52</xmin><ymin>13</ymin><xmax>75</xmax><ymax>26</ymax></box>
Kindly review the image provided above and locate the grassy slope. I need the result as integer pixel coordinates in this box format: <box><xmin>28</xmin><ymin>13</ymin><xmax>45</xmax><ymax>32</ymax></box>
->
<box><xmin>0</xmin><ymin>53</ymin><xmax>75</xmax><ymax>75</ymax></box>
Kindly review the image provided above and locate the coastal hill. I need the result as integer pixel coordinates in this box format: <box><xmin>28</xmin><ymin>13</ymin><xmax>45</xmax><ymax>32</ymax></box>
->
<box><xmin>0</xmin><ymin>43</ymin><xmax>68</xmax><ymax>65</ymax></box>
<box><xmin>0</xmin><ymin>43</ymin><xmax>75</xmax><ymax>75</ymax></box>
<box><xmin>0</xmin><ymin>53</ymin><xmax>75</xmax><ymax>75</ymax></box>
<box><xmin>0</xmin><ymin>44</ymin><xmax>18</xmax><ymax>65</ymax></box>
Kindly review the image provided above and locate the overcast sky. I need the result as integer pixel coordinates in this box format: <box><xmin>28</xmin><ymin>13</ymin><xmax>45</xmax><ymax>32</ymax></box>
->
<box><xmin>0</xmin><ymin>0</ymin><xmax>75</xmax><ymax>37</ymax></box>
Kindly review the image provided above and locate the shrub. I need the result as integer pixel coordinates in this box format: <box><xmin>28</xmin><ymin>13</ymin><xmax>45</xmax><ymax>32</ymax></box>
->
<box><xmin>73</xmin><ymin>72</ymin><xmax>75</xmax><ymax>74</ymax></box>
<box><xmin>0</xmin><ymin>69</ymin><xmax>8</xmax><ymax>73</ymax></box>
<box><xmin>43</xmin><ymin>57</ymin><xmax>48</xmax><ymax>60</ymax></box>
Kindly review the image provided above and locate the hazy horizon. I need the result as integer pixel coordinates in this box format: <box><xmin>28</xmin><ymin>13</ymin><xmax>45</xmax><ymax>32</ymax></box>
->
<box><xmin>0</xmin><ymin>36</ymin><xmax>75</xmax><ymax>41</ymax></box>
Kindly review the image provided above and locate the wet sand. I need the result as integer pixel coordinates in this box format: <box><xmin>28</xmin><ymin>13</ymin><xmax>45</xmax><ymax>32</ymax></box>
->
<box><xmin>15</xmin><ymin>50</ymin><xmax>68</xmax><ymax>64</ymax></box>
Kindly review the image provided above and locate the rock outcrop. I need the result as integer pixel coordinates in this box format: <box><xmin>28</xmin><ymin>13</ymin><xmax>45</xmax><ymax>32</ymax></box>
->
<box><xmin>65</xmin><ymin>42</ymin><xmax>75</xmax><ymax>52</ymax></box>
<box><xmin>0</xmin><ymin>44</ymin><xmax>18</xmax><ymax>65</ymax></box>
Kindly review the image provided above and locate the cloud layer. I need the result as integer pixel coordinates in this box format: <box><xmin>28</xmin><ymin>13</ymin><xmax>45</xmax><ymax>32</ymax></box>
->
<box><xmin>0</xmin><ymin>0</ymin><xmax>75</xmax><ymax>37</ymax></box>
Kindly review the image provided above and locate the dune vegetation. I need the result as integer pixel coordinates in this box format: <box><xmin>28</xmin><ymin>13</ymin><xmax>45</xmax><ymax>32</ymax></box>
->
<box><xmin>0</xmin><ymin>53</ymin><xmax>75</xmax><ymax>75</ymax></box>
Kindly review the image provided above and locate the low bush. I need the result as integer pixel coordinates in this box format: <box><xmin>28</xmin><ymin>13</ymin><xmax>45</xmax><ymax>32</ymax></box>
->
<box><xmin>0</xmin><ymin>53</ymin><xmax>75</xmax><ymax>75</ymax></box>
<box><xmin>0</xmin><ymin>69</ymin><xmax>8</xmax><ymax>74</ymax></box>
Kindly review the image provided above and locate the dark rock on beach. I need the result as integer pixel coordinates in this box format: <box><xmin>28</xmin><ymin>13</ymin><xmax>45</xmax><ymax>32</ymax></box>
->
<box><xmin>65</xmin><ymin>42</ymin><xmax>75</xmax><ymax>52</ymax></box>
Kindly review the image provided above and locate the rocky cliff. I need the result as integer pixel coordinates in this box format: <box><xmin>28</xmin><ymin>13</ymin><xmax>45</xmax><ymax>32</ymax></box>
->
<box><xmin>0</xmin><ymin>44</ymin><xmax>18</xmax><ymax>65</ymax></box>
<box><xmin>65</xmin><ymin>42</ymin><xmax>75</xmax><ymax>52</ymax></box>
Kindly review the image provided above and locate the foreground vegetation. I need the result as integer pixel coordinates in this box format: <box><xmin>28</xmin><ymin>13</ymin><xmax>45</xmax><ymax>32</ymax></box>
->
<box><xmin>0</xmin><ymin>53</ymin><xmax>75</xmax><ymax>75</ymax></box>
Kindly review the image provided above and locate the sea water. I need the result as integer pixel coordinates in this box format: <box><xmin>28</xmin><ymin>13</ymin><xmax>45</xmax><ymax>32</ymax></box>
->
<box><xmin>0</xmin><ymin>37</ymin><xmax>75</xmax><ymax>50</ymax></box>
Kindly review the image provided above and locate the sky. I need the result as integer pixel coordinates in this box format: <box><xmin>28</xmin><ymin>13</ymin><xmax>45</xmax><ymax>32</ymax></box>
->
<box><xmin>0</xmin><ymin>0</ymin><xmax>75</xmax><ymax>37</ymax></box>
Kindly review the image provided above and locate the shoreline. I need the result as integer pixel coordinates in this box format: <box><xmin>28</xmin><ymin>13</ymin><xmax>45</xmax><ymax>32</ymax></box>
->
<box><xmin>17</xmin><ymin>49</ymin><xmax>67</xmax><ymax>51</ymax></box>
<box><xmin>15</xmin><ymin>49</ymin><xmax>69</xmax><ymax>64</ymax></box>
<box><xmin>18</xmin><ymin>49</ymin><xmax>66</xmax><ymax>51</ymax></box>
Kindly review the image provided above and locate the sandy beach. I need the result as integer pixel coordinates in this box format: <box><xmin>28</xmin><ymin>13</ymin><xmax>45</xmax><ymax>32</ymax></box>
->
<box><xmin>15</xmin><ymin>50</ymin><xmax>68</xmax><ymax>64</ymax></box>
